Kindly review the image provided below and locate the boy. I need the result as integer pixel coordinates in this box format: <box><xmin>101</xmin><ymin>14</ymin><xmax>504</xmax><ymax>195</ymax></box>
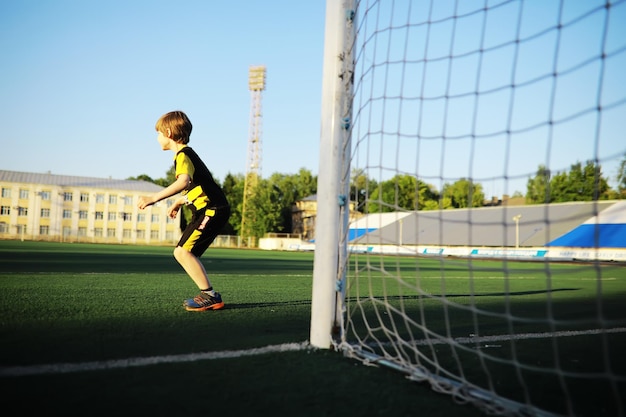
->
<box><xmin>138</xmin><ymin>110</ymin><xmax>231</xmax><ymax>311</ymax></box>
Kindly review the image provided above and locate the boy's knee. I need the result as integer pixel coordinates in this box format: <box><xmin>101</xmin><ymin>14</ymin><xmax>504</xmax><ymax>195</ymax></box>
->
<box><xmin>173</xmin><ymin>246</ymin><xmax>185</xmax><ymax>260</ymax></box>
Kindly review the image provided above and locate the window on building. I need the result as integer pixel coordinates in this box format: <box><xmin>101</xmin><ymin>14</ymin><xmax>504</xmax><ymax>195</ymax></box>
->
<box><xmin>62</xmin><ymin>192</ymin><xmax>73</xmax><ymax>201</ymax></box>
<box><xmin>137</xmin><ymin>213</ymin><xmax>146</xmax><ymax>222</ymax></box>
<box><xmin>39</xmin><ymin>225</ymin><xmax>49</xmax><ymax>235</ymax></box>
<box><xmin>108</xmin><ymin>212</ymin><xmax>117</xmax><ymax>221</ymax></box>
<box><xmin>17</xmin><ymin>207</ymin><xmax>28</xmax><ymax>216</ymax></box>
<box><xmin>80</xmin><ymin>193</ymin><xmax>89</xmax><ymax>202</ymax></box>
<box><xmin>151</xmin><ymin>230</ymin><xmax>160</xmax><ymax>240</ymax></box>
<box><xmin>121</xmin><ymin>212</ymin><xmax>132</xmax><ymax>221</ymax></box>
<box><xmin>41</xmin><ymin>208</ymin><xmax>50</xmax><ymax>218</ymax></box>
<box><xmin>95</xmin><ymin>194</ymin><xmax>105</xmax><ymax>204</ymax></box>
<box><xmin>78</xmin><ymin>227</ymin><xmax>87</xmax><ymax>237</ymax></box>
<box><xmin>107</xmin><ymin>228</ymin><xmax>116</xmax><ymax>237</ymax></box>
<box><xmin>19</xmin><ymin>189</ymin><xmax>29</xmax><ymax>199</ymax></box>
<box><xmin>0</xmin><ymin>206</ymin><xmax>9</xmax><ymax>215</ymax></box>
<box><xmin>94</xmin><ymin>228</ymin><xmax>103</xmax><ymax>237</ymax></box>
<box><xmin>78</xmin><ymin>210</ymin><xmax>88</xmax><ymax>219</ymax></box>
<box><xmin>123</xmin><ymin>196</ymin><xmax>133</xmax><ymax>205</ymax></box>
<box><xmin>63</xmin><ymin>209</ymin><xmax>72</xmax><ymax>219</ymax></box>
<box><xmin>38</xmin><ymin>191</ymin><xmax>51</xmax><ymax>200</ymax></box>
<box><xmin>136</xmin><ymin>229</ymin><xmax>145</xmax><ymax>239</ymax></box>
<box><xmin>109</xmin><ymin>195</ymin><xmax>117</xmax><ymax>204</ymax></box>
<box><xmin>151</xmin><ymin>214</ymin><xmax>159</xmax><ymax>223</ymax></box>
<box><xmin>123</xmin><ymin>229</ymin><xmax>131</xmax><ymax>238</ymax></box>
<box><xmin>1</xmin><ymin>188</ymin><xmax>10</xmax><ymax>198</ymax></box>
<box><xmin>95</xmin><ymin>211</ymin><xmax>104</xmax><ymax>220</ymax></box>
<box><xmin>0</xmin><ymin>222</ymin><xmax>9</xmax><ymax>233</ymax></box>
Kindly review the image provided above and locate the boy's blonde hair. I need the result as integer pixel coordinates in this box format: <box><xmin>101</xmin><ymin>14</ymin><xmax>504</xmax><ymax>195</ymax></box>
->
<box><xmin>155</xmin><ymin>110</ymin><xmax>193</xmax><ymax>144</ymax></box>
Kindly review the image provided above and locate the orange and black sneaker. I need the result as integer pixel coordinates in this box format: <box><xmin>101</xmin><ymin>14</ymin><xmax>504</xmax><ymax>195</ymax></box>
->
<box><xmin>184</xmin><ymin>292</ymin><xmax>225</xmax><ymax>311</ymax></box>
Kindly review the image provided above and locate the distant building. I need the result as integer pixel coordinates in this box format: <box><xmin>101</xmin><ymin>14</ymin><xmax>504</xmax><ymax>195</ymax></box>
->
<box><xmin>291</xmin><ymin>195</ymin><xmax>317</xmax><ymax>241</ymax></box>
<box><xmin>483</xmin><ymin>194</ymin><xmax>526</xmax><ymax>207</ymax></box>
<box><xmin>292</xmin><ymin>194</ymin><xmax>362</xmax><ymax>242</ymax></box>
<box><xmin>0</xmin><ymin>170</ymin><xmax>181</xmax><ymax>245</ymax></box>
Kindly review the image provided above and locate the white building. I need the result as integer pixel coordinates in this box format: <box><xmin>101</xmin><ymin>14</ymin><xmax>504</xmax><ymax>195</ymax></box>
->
<box><xmin>0</xmin><ymin>170</ymin><xmax>181</xmax><ymax>245</ymax></box>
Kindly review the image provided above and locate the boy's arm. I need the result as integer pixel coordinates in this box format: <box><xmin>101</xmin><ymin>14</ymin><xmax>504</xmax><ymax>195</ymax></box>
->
<box><xmin>137</xmin><ymin>174</ymin><xmax>190</xmax><ymax>209</ymax></box>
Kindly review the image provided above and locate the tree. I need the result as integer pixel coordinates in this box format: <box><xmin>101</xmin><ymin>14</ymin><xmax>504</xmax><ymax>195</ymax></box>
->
<box><xmin>417</xmin><ymin>181</ymin><xmax>440</xmax><ymax>210</ymax></box>
<box><xmin>268</xmin><ymin>168</ymin><xmax>317</xmax><ymax>233</ymax></box>
<box><xmin>367</xmin><ymin>175</ymin><xmax>410</xmax><ymax>213</ymax></box>
<box><xmin>221</xmin><ymin>173</ymin><xmax>244</xmax><ymax>235</ymax></box>
<box><xmin>350</xmin><ymin>168</ymin><xmax>378</xmax><ymax>213</ymax></box>
<box><xmin>422</xmin><ymin>196</ymin><xmax>452</xmax><ymax>210</ymax></box>
<box><xmin>227</xmin><ymin>168</ymin><xmax>319</xmax><ymax>239</ymax></box>
<box><xmin>442</xmin><ymin>178</ymin><xmax>485</xmax><ymax>208</ymax></box>
<box><xmin>617</xmin><ymin>154</ymin><xmax>626</xmax><ymax>197</ymax></box>
<box><xmin>548</xmin><ymin>171</ymin><xmax>569</xmax><ymax>203</ymax></box>
<box><xmin>526</xmin><ymin>161</ymin><xmax>611</xmax><ymax>203</ymax></box>
<box><xmin>366</xmin><ymin>174</ymin><xmax>439</xmax><ymax>212</ymax></box>
<box><xmin>246</xmin><ymin>178</ymin><xmax>283</xmax><ymax>238</ymax></box>
<box><xmin>575</xmin><ymin>160</ymin><xmax>609</xmax><ymax>201</ymax></box>
<box><xmin>526</xmin><ymin>165</ymin><xmax>551</xmax><ymax>204</ymax></box>
<box><xmin>127</xmin><ymin>174</ymin><xmax>155</xmax><ymax>182</ymax></box>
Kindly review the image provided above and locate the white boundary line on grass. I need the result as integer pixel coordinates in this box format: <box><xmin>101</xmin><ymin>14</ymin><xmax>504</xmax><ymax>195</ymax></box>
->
<box><xmin>0</xmin><ymin>342</ymin><xmax>311</xmax><ymax>377</ymax></box>
<box><xmin>3</xmin><ymin>327</ymin><xmax>625</xmax><ymax>378</ymax></box>
<box><xmin>424</xmin><ymin>326</ymin><xmax>626</xmax><ymax>346</ymax></box>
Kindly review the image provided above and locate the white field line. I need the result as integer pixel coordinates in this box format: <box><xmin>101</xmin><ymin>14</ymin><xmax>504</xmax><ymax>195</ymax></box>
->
<box><xmin>0</xmin><ymin>341</ymin><xmax>310</xmax><ymax>378</ymax></box>
<box><xmin>3</xmin><ymin>327</ymin><xmax>625</xmax><ymax>378</ymax></box>
<box><xmin>407</xmin><ymin>327</ymin><xmax>626</xmax><ymax>346</ymax></box>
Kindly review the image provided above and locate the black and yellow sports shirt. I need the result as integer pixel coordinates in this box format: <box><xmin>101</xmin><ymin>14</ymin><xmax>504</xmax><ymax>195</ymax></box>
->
<box><xmin>174</xmin><ymin>146</ymin><xmax>229</xmax><ymax>211</ymax></box>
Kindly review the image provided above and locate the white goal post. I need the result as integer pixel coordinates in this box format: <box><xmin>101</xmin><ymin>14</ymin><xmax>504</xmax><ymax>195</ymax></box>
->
<box><xmin>310</xmin><ymin>0</ymin><xmax>356</xmax><ymax>350</ymax></box>
<box><xmin>311</xmin><ymin>1</ymin><xmax>626</xmax><ymax>416</ymax></box>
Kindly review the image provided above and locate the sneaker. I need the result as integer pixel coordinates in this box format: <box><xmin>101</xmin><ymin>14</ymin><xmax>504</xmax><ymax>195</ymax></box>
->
<box><xmin>184</xmin><ymin>292</ymin><xmax>225</xmax><ymax>311</ymax></box>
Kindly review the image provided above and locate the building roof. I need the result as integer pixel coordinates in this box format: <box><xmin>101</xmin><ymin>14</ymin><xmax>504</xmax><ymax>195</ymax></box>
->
<box><xmin>0</xmin><ymin>170</ymin><xmax>164</xmax><ymax>193</ymax></box>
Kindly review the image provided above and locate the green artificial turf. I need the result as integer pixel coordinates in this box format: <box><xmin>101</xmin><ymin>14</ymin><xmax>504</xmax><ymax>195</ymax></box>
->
<box><xmin>0</xmin><ymin>240</ymin><xmax>624</xmax><ymax>417</ymax></box>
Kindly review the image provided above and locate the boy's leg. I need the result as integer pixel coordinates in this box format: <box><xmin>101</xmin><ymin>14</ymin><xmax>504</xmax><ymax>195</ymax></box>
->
<box><xmin>176</xmin><ymin>206</ymin><xmax>230</xmax><ymax>311</ymax></box>
<box><xmin>173</xmin><ymin>246</ymin><xmax>211</xmax><ymax>289</ymax></box>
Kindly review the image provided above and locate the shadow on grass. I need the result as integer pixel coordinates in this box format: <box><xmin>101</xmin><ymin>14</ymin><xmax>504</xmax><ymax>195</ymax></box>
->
<box><xmin>225</xmin><ymin>300</ymin><xmax>312</xmax><ymax>309</ymax></box>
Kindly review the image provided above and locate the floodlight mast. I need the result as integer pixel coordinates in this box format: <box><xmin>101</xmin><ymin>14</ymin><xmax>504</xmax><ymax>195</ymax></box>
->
<box><xmin>241</xmin><ymin>65</ymin><xmax>266</xmax><ymax>247</ymax></box>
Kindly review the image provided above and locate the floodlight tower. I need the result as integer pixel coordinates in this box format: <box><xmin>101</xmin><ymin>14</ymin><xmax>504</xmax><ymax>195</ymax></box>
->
<box><xmin>240</xmin><ymin>65</ymin><xmax>266</xmax><ymax>247</ymax></box>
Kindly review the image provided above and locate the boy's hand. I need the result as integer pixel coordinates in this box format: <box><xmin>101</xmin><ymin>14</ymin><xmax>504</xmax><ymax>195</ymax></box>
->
<box><xmin>167</xmin><ymin>198</ymin><xmax>185</xmax><ymax>218</ymax></box>
<box><xmin>167</xmin><ymin>205</ymin><xmax>180</xmax><ymax>219</ymax></box>
<box><xmin>137</xmin><ymin>196</ymin><xmax>154</xmax><ymax>209</ymax></box>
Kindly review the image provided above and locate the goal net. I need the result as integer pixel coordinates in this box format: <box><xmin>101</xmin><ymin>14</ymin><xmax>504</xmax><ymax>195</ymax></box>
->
<box><xmin>311</xmin><ymin>1</ymin><xmax>626</xmax><ymax>416</ymax></box>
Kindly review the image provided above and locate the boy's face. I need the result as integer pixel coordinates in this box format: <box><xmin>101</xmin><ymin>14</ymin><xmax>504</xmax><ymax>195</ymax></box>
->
<box><xmin>157</xmin><ymin>130</ymin><xmax>171</xmax><ymax>150</ymax></box>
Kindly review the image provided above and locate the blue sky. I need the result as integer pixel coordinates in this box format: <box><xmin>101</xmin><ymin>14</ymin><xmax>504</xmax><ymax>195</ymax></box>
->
<box><xmin>349</xmin><ymin>0</ymin><xmax>626</xmax><ymax>197</ymax></box>
<box><xmin>1</xmin><ymin>0</ymin><xmax>624</xmax><ymax>198</ymax></box>
<box><xmin>0</xmin><ymin>0</ymin><xmax>326</xmax><ymax>184</ymax></box>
